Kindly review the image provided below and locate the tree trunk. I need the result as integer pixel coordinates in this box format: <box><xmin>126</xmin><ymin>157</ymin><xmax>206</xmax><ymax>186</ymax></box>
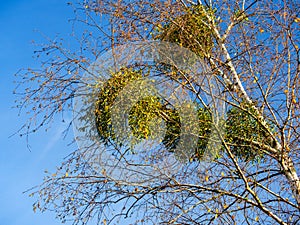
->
<box><xmin>280</xmin><ymin>153</ymin><xmax>300</xmax><ymax>207</ymax></box>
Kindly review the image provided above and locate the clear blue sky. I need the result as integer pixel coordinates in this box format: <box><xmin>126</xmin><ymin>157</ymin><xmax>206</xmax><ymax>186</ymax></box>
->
<box><xmin>0</xmin><ymin>1</ymin><xmax>76</xmax><ymax>224</ymax></box>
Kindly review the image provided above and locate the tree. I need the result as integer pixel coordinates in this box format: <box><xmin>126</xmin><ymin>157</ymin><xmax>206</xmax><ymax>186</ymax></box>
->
<box><xmin>16</xmin><ymin>0</ymin><xmax>300</xmax><ymax>224</ymax></box>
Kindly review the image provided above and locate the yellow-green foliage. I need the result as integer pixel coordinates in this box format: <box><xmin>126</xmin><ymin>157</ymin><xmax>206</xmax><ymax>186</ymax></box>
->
<box><xmin>129</xmin><ymin>96</ymin><xmax>181</xmax><ymax>143</ymax></box>
<box><xmin>95</xmin><ymin>68</ymin><xmax>273</xmax><ymax>162</ymax></box>
<box><xmin>95</xmin><ymin>68</ymin><xmax>143</xmax><ymax>143</ymax></box>
<box><xmin>225</xmin><ymin>103</ymin><xmax>273</xmax><ymax>161</ymax></box>
<box><xmin>154</xmin><ymin>5</ymin><xmax>215</xmax><ymax>58</ymax></box>
<box><xmin>95</xmin><ymin>67</ymin><xmax>180</xmax><ymax>148</ymax></box>
<box><xmin>195</xmin><ymin>108</ymin><xmax>213</xmax><ymax>159</ymax></box>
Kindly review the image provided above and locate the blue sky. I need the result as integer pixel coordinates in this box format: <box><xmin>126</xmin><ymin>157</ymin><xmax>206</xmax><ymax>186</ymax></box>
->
<box><xmin>0</xmin><ymin>1</ymin><xmax>77</xmax><ymax>224</ymax></box>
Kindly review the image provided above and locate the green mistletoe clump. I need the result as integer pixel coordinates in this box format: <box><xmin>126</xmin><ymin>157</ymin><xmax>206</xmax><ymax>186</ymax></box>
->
<box><xmin>154</xmin><ymin>5</ymin><xmax>215</xmax><ymax>58</ymax></box>
<box><xmin>94</xmin><ymin>67</ymin><xmax>180</xmax><ymax>149</ymax></box>
<box><xmin>95</xmin><ymin>68</ymin><xmax>274</xmax><ymax>162</ymax></box>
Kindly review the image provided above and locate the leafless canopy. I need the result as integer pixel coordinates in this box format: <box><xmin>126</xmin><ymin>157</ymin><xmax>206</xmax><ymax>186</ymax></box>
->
<box><xmin>16</xmin><ymin>0</ymin><xmax>300</xmax><ymax>224</ymax></box>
